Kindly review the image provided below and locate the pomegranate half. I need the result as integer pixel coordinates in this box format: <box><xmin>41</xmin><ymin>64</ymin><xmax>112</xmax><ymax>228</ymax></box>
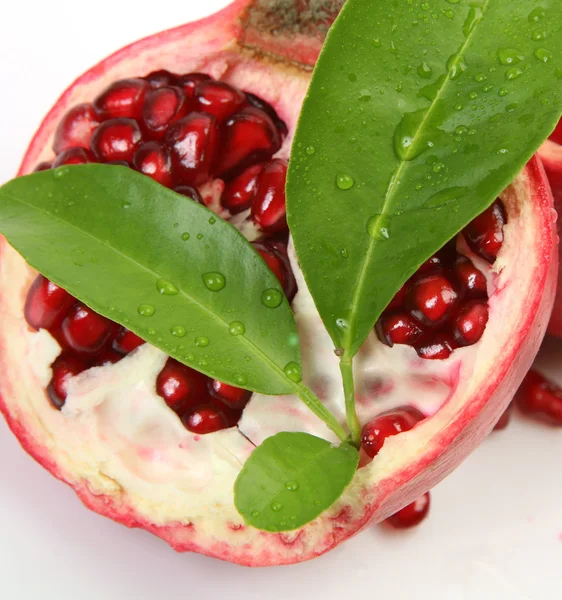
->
<box><xmin>0</xmin><ymin>0</ymin><xmax>558</xmax><ymax>566</ymax></box>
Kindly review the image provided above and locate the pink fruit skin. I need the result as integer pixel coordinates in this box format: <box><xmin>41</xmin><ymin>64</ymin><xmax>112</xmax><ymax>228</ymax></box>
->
<box><xmin>538</xmin><ymin>130</ymin><xmax>562</xmax><ymax>337</ymax></box>
<box><xmin>0</xmin><ymin>0</ymin><xmax>558</xmax><ymax>566</ymax></box>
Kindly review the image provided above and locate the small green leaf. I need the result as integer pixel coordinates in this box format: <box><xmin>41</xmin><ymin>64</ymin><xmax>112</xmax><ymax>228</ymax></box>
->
<box><xmin>287</xmin><ymin>0</ymin><xmax>562</xmax><ymax>357</ymax></box>
<box><xmin>234</xmin><ymin>432</ymin><xmax>359</xmax><ymax>532</ymax></box>
<box><xmin>0</xmin><ymin>165</ymin><xmax>300</xmax><ymax>395</ymax></box>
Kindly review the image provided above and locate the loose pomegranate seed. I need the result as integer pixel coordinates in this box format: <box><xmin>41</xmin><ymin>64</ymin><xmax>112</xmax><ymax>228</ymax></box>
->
<box><xmin>245</xmin><ymin>92</ymin><xmax>288</xmax><ymax>137</ymax></box>
<box><xmin>113</xmin><ymin>328</ymin><xmax>145</xmax><ymax>354</ymax></box>
<box><xmin>194</xmin><ymin>80</ymin><xmax>246</xmax><ymax>121</ymax></box>
<box><xmin>452</xmin><ymin>300</ymin><xmax>489</xmax><ymax>346</ymax></box>
<box><xmin>361</xmin><ymin>406</ymin><xmax>424</xmax><ymax>458</ymax></box>
<box><xmin>208</xmin><ymin>379</ymin><xmax>251</xmax><ymax>409</ymax></box>
<box><xmin>25</xmin><ymin>275</ymin><xmax>75</xmax><ymax>330</ymax></box>
<box><xmin>145</xmin><ymin>69</ymin><xmax>179</xmax><ymax>89</ymax></box>
<box><xmin>47</xmin><ymin>353</ymin><xmax>88</xmax><ymax>410</ymax></box>
<box><xmin>376</xmin><ymin>312</ymin><xmax>424</xmax><ymax>346</ymax></box>
<box><xmin>90</xmin><ymin>118</ymin><xmax>143</xmax><ymax>163</ymax></box>
<box><xmin>166</xmin><ymin>112</ymin><xmax>219</xmax><ymax>187</ymax></box>
<box><xmin>182</xmin><ymin>405</ymin><xmax>229</xmax><ymax>434</ymax></box>
<box><xmin>174</xmin><ymin>185</ymin><xmax>205</xmax><ymax>205</ymax></box>
<box><xmin>61</xmin><ymin>304</ymin><xmax>114</xmax><ymax>354</ymax></box>
<box><xmin>176</xmin><ymin>73</ymin><xmax>212</xmax><ymax>97</ymax></box>
<box><xmin>92</xmin><ymin>349</ymin><xmax>123</xmax><ymax>367</ymax></box>
<box><xmin>386</xmin><ymin>492</ymin><xmax>430</xmax><ymax>529</ymax></box>
<box><xmin>415</xmin><ymin>333</ymin><xmax>456</xmax><ymax>360</ymax></box>
<box><xmin>34</xmin><ymin>161</ymin><xmax>53</xmax><ymax>172</ymax></box>
<box><xmin>252</xmin><ymin>241</ymin><xmax>297</xmax><ymax>300</ymax></box>
<box><xmin>93</xmin><ymin>78</ymin><xmax>148</xmax><ymax>120</ymax></box>
<box><xmin>215</xmin><ymin>107</ymin><xmax>282</xmax><ymax>178</ymax></box>
<box><xmin>251</xmin><ymin>159</ymin><xmax>289</xmax><ymax>234</ymax></box>
<box><xmin>53</xmin><ymin>103</ymin><xmax>101</xmax><ymax>154</ymax></box>
<box><xmin>386</xmin><ymin>283</ymin><xmax>407</xmax><ymax>311</ymax></box>
<box><xmin>463</xmin><ymin>199</ymin><xmax>506</xmax><ymax>263</ymax></box>
<box><xmin>516</xmin><ymin>370</ymin><xmax>562</xmax><ymax>425</ymax></box>
<box><xmin>132</xmin><ymin>141</ymin><xmax>173</xmax><ymax>187</ymax></box>
<box><xmin>142</xmin><ymin>86</ymin><xmax>189</xmax><ymax>139</ymax></box>
<box><xmin>222</xmin><ymin>163</ymin><xmax>264</xmax><ymax>214</ymax></box>
<box><xmin>407</xmin><ymin>273</ymin><xmax>459</xmax><ymax>327</ymax></box>
<box><xmin>494</xmin><ymin>404</ymin><xmax>512</xmax><ymax>431</ymax></box>
<box><xmin>52</xmin><ymin>147</ymin><xmax>94</xmax><ymax>167</ymax></box>
<box><xmin>454</xmin><ymin>256</ymin><xmax>488</xmax><ymax>299</ymax></box>
<box><xmin>156</xmin><ymin>358</ymin><xmax>208</xmax><ymax>413</ymax></box>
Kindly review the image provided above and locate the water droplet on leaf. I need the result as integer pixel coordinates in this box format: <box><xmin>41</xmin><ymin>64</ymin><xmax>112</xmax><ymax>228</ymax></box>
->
<box><xmin>202</xmin><ymin>272</ymin><xmax>226</xmax><ymax>292</ymax></box>
<box><xmin>262</xmin><ymin>289</ymin><xmax>283</xmax><ymax>308</ymax></box>
<box><xmin>336</xmin><ymin>172</ymin><xmax>355</xmax><ymax>190</ymax></box>
<box><xmin>505</xmin><ymin>67</ymin><xmax>523</xmax><ymax>80</ymax></box>
<box><xmin>181</xmin><ymin>232</ymin><xmax>190</xmax><ymax>241</ymax></box>
<box><xmin>195</xmin><ymin>336</ymin><xmax>209</xmax><ymax>347</ymax></box>
<box><xmin>534</xmin><ymin>48</ymin><xmax>552</xmax><ymax>63</ymax></box>
<box><xmin>229</xmin><ymin>321</ymin><xmax>245</xmax><ymax>336</ymax></box>
<box><xmin>171</xmin><ymin>325</ymin><xmax>186</xmax><ymax>338</ymax></box>
<box><xmin>157</xmin><ymin>279</ymin><xmax>179</xmax><ymax>295</ymax></box>
<box><xmin>285</xmin><ymin>481</ymin><xmax>299</xmax><ymax>492</ymax></box>
<box><xmin>284</xmin><ymin>362</ymin><xmax>303</xmax><ymax>383</ymax></box>
<box><xmin>138</xmin><ymin>304</ymin><xmax>155</xmax><ymax>317</ymax></box>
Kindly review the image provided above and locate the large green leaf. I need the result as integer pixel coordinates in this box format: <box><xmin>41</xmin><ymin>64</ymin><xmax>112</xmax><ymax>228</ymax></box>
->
<box><xmin>0</xmin><ymin>165</ymin><xmax>300</xmax><ymax>395</ymax></box>
<box><xmin>287</xmin><ymin>0</ymin><xmax>562</xmax><ymax>356</ymax></box>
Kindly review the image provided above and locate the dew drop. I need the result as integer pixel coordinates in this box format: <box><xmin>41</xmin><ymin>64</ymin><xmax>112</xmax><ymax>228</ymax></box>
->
<box><xmin>285</xmin><ymin>481</ymin><xmax>299</xmax><ymax>492</ymax></box>
<box><xmin>53</xmin><ymin>167</ymin><xmax>69</xmax><ymax>179</ymax></box>
<box><xmin>157</xmin><ymin>279</ymin><xmax>179</xmax><ymax>295</ymax></box>
<box><xmin>446</xmin><ymin>0</ymin><xmax>461</xmax><ymax>3</ymax></box>
<box><xmin>271</xmin><ymin>502</ymin><xmax>283</xmax><ymax>512</ymax></box>
<box><xmin>181</xmin><ymin>232</ymin><xmax>190</xmax><ymax>241</ymax></box>
<box><xmin>469</xmin><ymin>91</ymin><xmax>478</xmax><ymax>100</ymax></box>
<box><xmin>336</xmin><ymin>317</ymin><xmax>349</xmax><ymax>331</ymax></box>
<box><xmin>454</xmin><ymin>103</ymin><xmax>464</xmax><ymax>111</ymax></box>
<box><xmin>197</xmin><ymin>233</ymin><xmax>204</xmax><ymax>240</ymax></box>
<box><xmin>138</xmin><ymin>304</ymin><xmax>155</xmax><ymax>317</ymax></box>
<box><xmin>202</xmin><ymin>272</ymin><xmax>226</xmax><ymax>292</ymax></box>
<box><xmin>455</xmin><ymin>125</ymin><xmax>468</xmax><ymax>136</ymax></box>
<box><xmin>148</xmin><ymin>328</ymin><xmax>156</xmax><ymax>336</ymax></box>
<box><xmin>498</xmin><ymin>87</ymin><xmax>509</xmax><ymax>97</ymax></box>
<box><xmin>229</xmin><ymin>321</ymin><xmax>245</xmax><ymax>336</ymax></box>
<box><xmin>262</xmin><ymin>288</ymin><xmax>283</xmax><ymax>308</ymax></box>
<box><xmin>171</xmin><ymin>325</ymin><xmax>186</xmax><ymax>338</ymax></box>
<box><xmin>424</xmin><ymin>186</ymin><xmax>468</xmax><ymax>208</ymax></box>
<box><xmin>532</xmin><ymin>29</ymin><xmax>547</xmax><ymax>42</ymax></box>
<box><xmin>505</xmin><ymin>67</ymin><xmax>523</xmax><ymax>81</ymax></box>
<box><xmin>372</xmin><ymin>38</ymin><xmax>382</xmax><ymax>48</ymax></box>
<box><xmin>367</xmin><ymin>215</ymin><xmax>390</xmax><ymax>240</ymax></box>
<box><xmin>336</xmin><ymin>172</ymin><xmax>355</xmax><ymax>190</ymax></box>
<box><xmin>483</xmin><ymin>84</ymin><xmax>493</xmax><ymax>93</ymax></box>
<box><xmin>121</xmin><ymin>200</ymin><xmax>131</xmax><ymax>209</ymax></box>
<box><xmin>528</xmin><ymin>7</ymin><xmax>545</xmax><ymax>22</ymax></box>
<box><xmin>208</xmin><ymin>216</ymin><xmax>216</xmax><ymax>225</ymax></box>
<box><xmin>393</xmin><ymin>108</ymin><xmax>432</xmax><ymax>160</ymax></box>
<box><xmin>463</xmin><ymin>4</ymin><xmax>483</xmax><ymax>37</ymax></box>
<box><xmin>534</xmin><ymin>48</ymin><xmax>552</xmax><ymax>63</ymax></box>
<box><xmin>474</xmin><ymin>73</ymin><xmax>487</xmax><ymax>83</ymax></box>
<box><xmin>340</xmin><ymin>248</ymin><xmax>349</xmax><ymax>259</ymax></box>
<box><xmin>284</xmin><ymin>361</ymin><xmax>303</xmax><ymax>383</ymax></box>
<box><xmin>306</xmin><ymin>146</ymin><xmax>316</xmax><ymax>155</ymax></box>
<box><xmin>417</xmin><ymin>62</ymin><xmax>433</xmax><ymax>79</ymax></box>
<box><xmin>432</xmin><ymin>162</ymin><xmax>444</xmax><ymax>173</ymax></box>
<box><xmin>234</xmin><ymin>374</ymin><xmax>247</xmax><ymax>386</ymax></box>
<box><xmin>195</xmin><ymin>336</ymin><xmax>209</xmax><ymax>348</ymax></box>
<box><xmin>252</xmin><ymin>510</ymin><xmax>260</xmax><ymax>518</ymax></box>
<box><xmin>186</xmin><ymin>353</ymin><xmax>195</xmax><ymax>361</ymax></box>
<box><xmin>497</xmin><ymin>48</ymin><xmax>524</xmax><ymax>66</ymax></box>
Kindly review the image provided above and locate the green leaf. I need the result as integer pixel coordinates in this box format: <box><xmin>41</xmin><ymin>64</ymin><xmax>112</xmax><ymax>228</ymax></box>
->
<box><xmin>287</xmin><ymin>0</ymin><xmax>562</xmax><ymax>357</ymax></box>
<box><xmin>0</xmin><ymin>164</ymin><xmax>300</xmax><ymax>395</ymax></box>
<box><xmin>234</xmin><ymin>432</ymin><xmax>359</xmax><ymax>532</ymax></box>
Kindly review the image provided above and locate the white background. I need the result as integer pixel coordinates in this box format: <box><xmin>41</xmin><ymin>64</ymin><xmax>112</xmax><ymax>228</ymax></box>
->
<box><xmin>1</xmin><ymin>1</ymin><xmax>561</xmax><ymax>598</ymax></box>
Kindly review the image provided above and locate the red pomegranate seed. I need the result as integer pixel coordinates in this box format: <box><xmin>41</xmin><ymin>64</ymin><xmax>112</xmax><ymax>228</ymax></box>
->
<box><xmin>47</xmin><ymin>353</ymin><xmax>88</xmax><ymax>410</ymax></box>
<box><xmin>245</xmin><ymin>92</ymin><xmax>288</xmax><ymax>138</ymax></box>
<box><xmin>61</xmin><ymin>304</ymin><xmax>114</xmax><ymax>354</ymax></box>
<box><xmin>145</xmin><ymin>69</ymin><xmax>179</xmax><ymax>89</ymax></box>
<box><xmin>548</xmin><ymin>118</ymin><xmax>562</xmax><ymax>145</ymax></box>
<box><xmin>132</xmin><ymin>141</ymin><xmax>173</xmax><ymax>187</ymax></box>
<box><xmin>407</xmin><ymin>273</ymin><xmax>459</xmax><ymax>327</ymax></box>
<box><xmin>53</xmin><ymin>103</ymin><xmax>101</xmax><ymax>154</ymax></box>
<box><xmin>25</xmin><ymin>275</ymin><xmax>75</xmax><ymax>330</ymax></box>
<box><xmin>452</xmin><ymin>300</ymin><xmax>489</xmax><ymax>346</ymax></box>
<box><xmin>516</xmin><ymin>370</ymin><xmax>562</xmax><ymax>425</ymax></box>
<box><xmin>252</xmin><ymin>241</ymin><xmax>297</xmax><ymax>300</ymax></box>
<box><xmin>208</xmin><ymin>379</ymin><xmax>251</xmax><ymax>409</ymax></box>
<box><xmin>386</xmin><ymin>492</ymin><xmax>430</xmax><ymax>529</ymax></box>
<box><xmin>215</xmin><ymin>107</ymin><xmax>282</xmax><ymax>178</ymax></box>
<box><xmin>463</xmin><ymin>199</ymin><xmax>506</xmax><ymax>263</ymax></box>
<box><xmin>376</xmin><ymin>312</ymin><xmax>424</xmax><ymax>347</ymax></box>
<box><xmin>494</xmin><ymin>404</ymin><xmax>512</xmax><ymax>431</ymax></box>
<box><xmin>222</xmin><ymin>163</ymin><xmax>263</xmax><ymax>213</ymax></box>
<box><xmin>173</xmin><ymin>185</ymin><xmax>205</xmax><ymax>205</ymax></box>
<box><xmin>112</xmin><ymin>328</ymin><xmax>145</xmax><ymax>354</ymax></box>
<box><xmin>90</xmin><ymin>118</ymin><xmax>143</xmax><ymax>163</ymax></box>
<box><xmin>156</xmin><ymin>358</ymin><xmax>208</xmax><ymax>413</ymax></box>
<box><xmin>176</xmin><ymin>73</ymin><xmax>212</xmax><ymax>97</ymax></box>
<box><xmin>361</xmin><ymin>406</ymin><xmax>424</xmax><ymax>458</ymax></box>
<box><xmin>92</xmin><ymin>349</ymin><xmax>123</xmax><ymax>367</ymax></box>
<box><xmin>415</xmin><ymin>333</ymin><xmax>456</xmax><ymax>360</ymax></box>
<box><xmin>166</xmin><ymin>112</ymin><xmax>219</xmax><ymax>187</ymax></box>
<box><xmin>387</xmin><ymin>284</ymin><xmax>407</xmax><ymax>311</ymax></box>
<box><xmin>454</xmin><ymin>256</ymin><xmax>488</xmax><ymax>299</ymax></box>
<box><xmin>34</xmin><ymin>161</ymin><xmax>53</xmax><ymax>172</ymax></box>
<box><xmin>142</xmin><ymin>86</ymin><xmax>189</xmax><ymax>139</ymax></box>
<box><xmin>194</xmin><ymin>80</ymin><xmax>246</xmax><ymax>121</ymax></box>
<box><xmin>251</xmin><ymin>159</ymin><xmax>288</xmax><ymax>234</ymax></box>
<box><xmin>52</xmin><ymin>147</ymin><xmax>94</xmax><ymax>167</ymax></box>
<box><xmin>181</xmin><ymin>405</ymin><xmax>229</xmax><ymax>434</ymax></box>
<box><xmin>93</xmin><ymin>78</ymin><xmax>148</xmax><ymax>120</ymax></box>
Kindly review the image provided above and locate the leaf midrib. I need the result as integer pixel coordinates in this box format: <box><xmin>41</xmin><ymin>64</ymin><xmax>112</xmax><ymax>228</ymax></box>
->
<box><xmin>345</xmin><ymin>0</ymin><xmax>490</xmax><ymax>353</ymax></box>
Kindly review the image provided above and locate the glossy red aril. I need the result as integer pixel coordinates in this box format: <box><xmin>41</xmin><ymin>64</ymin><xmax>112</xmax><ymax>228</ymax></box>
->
<box><xmin>53</xmin><ymin>103</ymin><xmax>101</xmax><ymax>154</ymax></box>
<box><xmin>156</xmin><ymin>358</ymin><xmax>207</xmax><ymax>413</ymax></box>
<box><xmin>177</xmin><ymin>73</ymin><xmax>211</xmax><ymax>97</ymax></box>
<box><xmin>47</xmin><ymin>353</ymin><xmax>89</xmax><ymax>410</ymax></box>
<box><xmin>251</xmin><ymin>159</ymin><xmax>288</xmax><ymax>234</ymax></box>
<box><xmin>90</xmin><ymin>118</ymin><xmax>143</xmax><ymax>163</ymax></box>
<box><xmin>516</xmin><ymin>370</ymin><xmax>562</xmax><ymax>425</ymax></box>
<box><xmin>61</xmin><ymin>304</ymin><xmax>114</xmax><ymax>354</ymax></box>
<box><xmin>415</xmin><ymin>333</ymin><xmax>456</xmax><ymax>360</ymax></box>
<box><xmin>252</xmin><ymin>241</ymin><xmax>296</xmax><ymax>300</ymax></box>
<box><xmin>407</xmin><ymin>273</ymin><xmax>459</xmax><ymax>327</ymax></box>
<box><xmin>453</xmin><ymin>301</ymin><xmax>489</xmax><ymax>346</ymax></box>
<box><xmin>24</xmin><ymin>275</ymin><xmax>75</xmax><ymax>330</ymax></box>
<box><xmin>52</xmin><ymin>147</ymin><xmax>94</xmax><ymax>167</ymax></box>
<box><xmin>222</xmin><ymin>163</ymin><xmax>263</xmax><ymax>213</ymax></box>
<box><xmin>462</xmin><ymin>199</ymin><xmax>506</xmax><ymax>263</ymax></box>
<box><xmin>93</xmin><ymin>349</ymin><xmax>123</xmax><ymax>367</ymax></box>
<box><xmin>145</xmin><ymin>70</ymin><xmax>179</xmax><ymax>89</ymax></box>
<box><xmin>376</xmin><ymin>312</ymin><xmax>424</xmax><ymax>346</ymax></box>
<box><xmin>208</xmin><ymin>379</ymin><xmax>251</xmax><ymax>409</ymax></box>
<box><xmin>361</xmin><ymin>407</ymin><xmax>425</xmax><ymax>459</ymax></box>
<box><xmin>132</xmin><ymin>141</ymin><xmax>173</xmax><ymax>187</ymax></box>
<box><xmin>142</xmin><ymin>86</ymin><xmax>188</xmax><ymax>139</ymax></box>
<box><xmin>385</xmin><ymin>492</ymin><xmax>430</xmax><ymax>529</ymax></box>
<box><xmin>93</xmin><ymin>78</ymin><xmax>148</xmax><ymax>120</ymax></box>
<box><xmin>182</xmin><ymin>405</ymin><xmax>229</xmax><ymax>434</ymax></box>
<box><xmin>454</xmin><ymin>256</ymin><xmax>488</xmax><ymax>298</ymax></box>
<box><xmin>113</xmin><ymin>328</ymin><xmax>145</xmax><ymax>354</ymax></box>
<box><xmin>166</xmin><ymin>112</ymin><xmax>219</xmax><ymax>187</ymax></box>
<box><xmin>194</xmin><ymin>81</ymin><xmax>246</xmax><ymax>121</ymax></box>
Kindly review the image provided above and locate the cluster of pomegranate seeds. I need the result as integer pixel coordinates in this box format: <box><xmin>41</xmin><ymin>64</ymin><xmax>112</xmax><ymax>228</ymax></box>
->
<box><xmin>27</xmin><ymin>70</ymin><xmax>297</xmax><ymax>432</ymax></box>
<box><xmin>376</xmin><ymin>200</ymin><xmax>506</xmax><ymax>360</ymax></box>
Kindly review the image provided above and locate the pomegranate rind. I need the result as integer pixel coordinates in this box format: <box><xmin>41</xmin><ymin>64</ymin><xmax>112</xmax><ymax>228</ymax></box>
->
<box><xmin>0</xmin><ymin>1</ymin><xmax>558</xmax><ymax>566</ymax></box>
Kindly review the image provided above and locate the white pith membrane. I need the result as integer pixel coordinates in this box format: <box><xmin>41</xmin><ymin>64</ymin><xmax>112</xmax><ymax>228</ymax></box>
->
<box><xmin>0</xmin><ymin>1</ymin><xmax>557</xmax><ymax>566</ymax></box>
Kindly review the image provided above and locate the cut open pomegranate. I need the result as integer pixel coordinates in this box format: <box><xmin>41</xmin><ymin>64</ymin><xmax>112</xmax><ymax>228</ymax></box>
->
<box><xmin>0</xmin><ymin>0</ymin><xmax>558</xmax><ymax>566</ymax></box>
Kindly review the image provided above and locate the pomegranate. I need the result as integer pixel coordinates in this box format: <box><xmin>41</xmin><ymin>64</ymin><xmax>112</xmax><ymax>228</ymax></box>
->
<box><xmin>0</xmin><ymin>0</ymin><xmax>558</xmax><ymax>566</ymax></box>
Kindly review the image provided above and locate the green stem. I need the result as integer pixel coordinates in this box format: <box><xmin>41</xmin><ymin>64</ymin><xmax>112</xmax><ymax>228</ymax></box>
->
<box><xmin>339</xmin><ymin>357</ymin><xmax>361</xmax><ymax>447</ymax></box>
<box><xmin>296</xmin><ymin>385</ymin><xmax>348</xmax><ymax>443</ymax></box>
